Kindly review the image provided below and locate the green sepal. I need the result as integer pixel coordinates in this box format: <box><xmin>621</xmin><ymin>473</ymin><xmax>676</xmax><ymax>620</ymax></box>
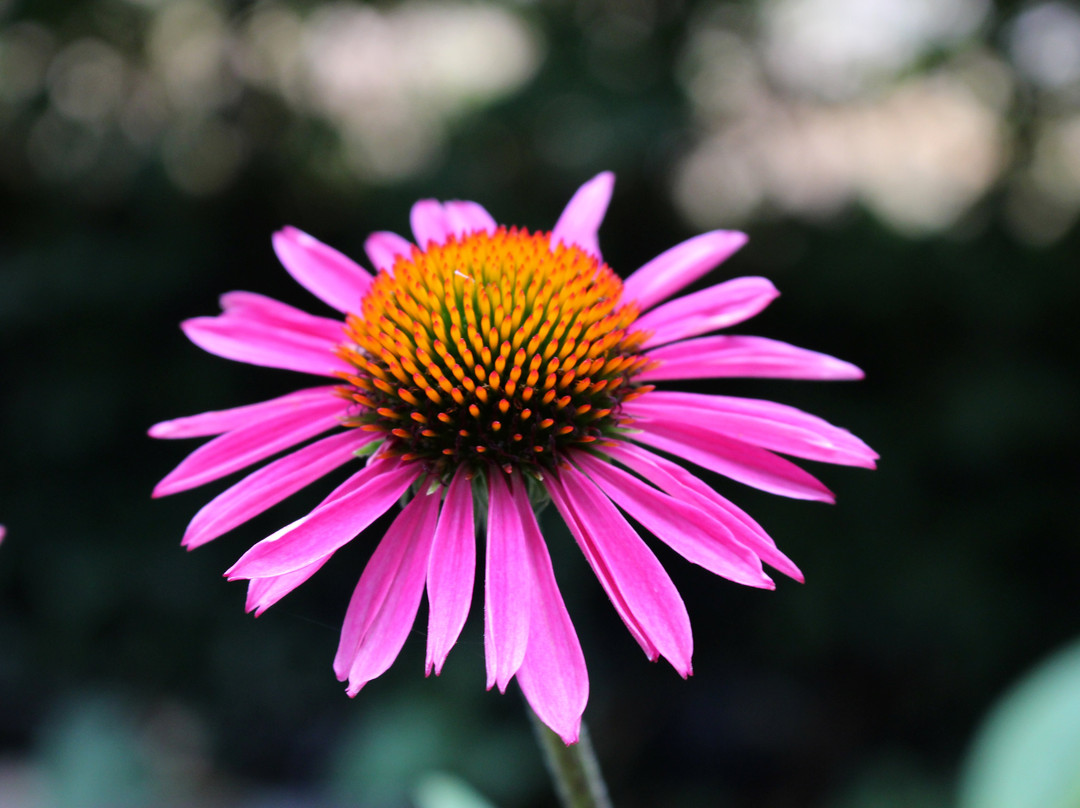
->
<box><xmin>353</xmin><ymin>440</ymin><xmax>384</xmax><ymax>458</ymax></box>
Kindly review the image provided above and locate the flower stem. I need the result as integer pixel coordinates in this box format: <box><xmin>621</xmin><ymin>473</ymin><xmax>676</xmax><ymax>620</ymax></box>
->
<box><xmin>528</xmin><ymin>708</ymin><xmax>613</xmax><ymax>808</ymax></box>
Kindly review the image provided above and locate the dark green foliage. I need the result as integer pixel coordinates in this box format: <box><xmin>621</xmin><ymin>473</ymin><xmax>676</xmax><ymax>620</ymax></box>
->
<box><xmin>1</xmin><ymin>1</ymin><xmax>1078</xmax><ymax>806</ymax></box>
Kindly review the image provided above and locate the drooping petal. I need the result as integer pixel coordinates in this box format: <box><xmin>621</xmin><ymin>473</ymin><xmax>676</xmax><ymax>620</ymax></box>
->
<box><xmin>272</xmin><ymin>227</ymin><xmax>373</xmax><ymax>314</ymax></box>
<box><xmin>630</xmin><ymin>412</ymin><xmax>829</xmax><ymax>501</ymax></box>
<box><xmin>245</xmin><ymin>552</ymin><xmax>334</xmax><ymax>616</ymax></box>
<box><xmin>331</xmin><ymin>488</ymin><xmax>431</xmax><ymax>678</ymax></box>
<box><xmin>546</xmin><ymin>465</ymin><xmax>693</xmax><ymax>677</ymax></box>
<box><xmin>546</xmin><ymin>477</ymin><xmax>652</xmax><ymax>659</ymax></box>
<box><xmin>484</xmin><ymin>472</ymin><xmax>532</xmax><ymax>693</ymax></box>
<box><xmin>182</xmin><ymin>430</ymin><xmax>373</xmax><ymax>549</ymax></box>
<box><xmin>627</xmin><ymin>392</ymin><xmax>878</xmax><ymax>468</ymax></box>
<box><xmin>364</xmin><ymin>231</ymin><xmax>415</xmax><ymax>273</ymax></box>
<box><xmin>635</xmin><ymin>277</ymin><xmax>779</xmax><ymax>348</ymax></box>
<box><xmin>316</xmin><ymin>444</ymin><xmax>397</xmax><ymax>505</ymax></box>
<box><xmin>411</xmin><ymin>199</ymin><xmax>451</xmax><ymax>248</ymax></box>
<box><xmin>152</xmin><ymin>393</ymin><xmax>350</xmax><ymax>497</ymax></box>
<box><xmin>551</xmin><ymin>172</ymin><xmax>615</xmax><ymax>259</ymax></box>
<box><xmin>574</xmin><ymin>452</ymin><xmax>773</xmax><ymax>589</ymax></box>
<box><xmin>605</xmin><ymin>441</ymin><xmax>803</xmax><ymax>581</ymax></box>
<box><xmin>425</xmin><ymin>466</ymin><xmax>476</xmax><ymax>676</ymax></box>
<box><xmin>149</xmin><ymin>386</ymin><xmax>339</xmax><ymax>439</ymax></box>
<box><xmin>336</xmin><ymin>487</ymin><xmax>442</xmax><ymax>693</ymax></box>
<box><xmin>628</xmin><ymin>414</ymin><xmax>835</xmax><ymax>502</ymax></box>
<box><xmin>513</xmin><ymin>476</ymin><xmax>588</xmax><ymax>745</ymax></box>
<box><xmin>218</xmin><ymin>292</ymin><xmax>345</xmax><ymax>343</ymax></box>
<box><xmin>226</xmin><ymin>458</ymin><xmax>420</xmax><ymax>580</ymax></box>
<box><xmin>181</xmin><ymin>294</ymin><xmax>351</xmax><ymax>377</ymax></box>
<box><xmin>641</xmin><ymin>335</ymin><xmax>865</xmax><ymax>382</ymax></box>
<box><xmin>444</xmin><ymin>201</ymin><xmax>497</xmax><ymax>239</ymax></box>
<box><xmin>622</xmin><ymin>230</ymin><xmax>748</xmax><ymax>312</ymax></box>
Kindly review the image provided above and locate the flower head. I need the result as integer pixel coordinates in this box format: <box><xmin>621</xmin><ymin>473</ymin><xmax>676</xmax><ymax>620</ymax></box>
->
<box><xmin>151</xmin><ymin>173</ymin><xmax>876</xmax><ymax>743</ymax></box>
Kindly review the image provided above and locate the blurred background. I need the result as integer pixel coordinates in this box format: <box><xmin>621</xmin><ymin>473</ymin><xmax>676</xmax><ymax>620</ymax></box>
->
<box><xmin>1</xmin><ymin>0</ymin><xmax>1079</xmax><ymax>806</ymax></box>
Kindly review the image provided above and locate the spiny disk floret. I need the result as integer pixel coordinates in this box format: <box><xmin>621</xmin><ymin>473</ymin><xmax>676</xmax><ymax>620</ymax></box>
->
<box><xmin>337</xmin><ymin>227</ymin><xmax>654</xmax><ymax>479</ymax></box>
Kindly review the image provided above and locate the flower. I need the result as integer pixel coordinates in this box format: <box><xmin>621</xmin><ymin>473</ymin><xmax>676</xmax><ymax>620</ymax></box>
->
<box><xmin>151</xmin><ymin>173</ymin><xmax>876</xmax><ymax>743</ymax></box>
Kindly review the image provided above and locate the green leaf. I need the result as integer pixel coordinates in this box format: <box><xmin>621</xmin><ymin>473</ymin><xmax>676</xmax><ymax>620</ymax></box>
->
<box><xmin>414</xmin><ymin>772</ymin><xmax>499</xmax><ymax>808</ymax></box>
<box><xmin>959</xmin><ymin>636</ymin><xmax>1080</xmax><ymax>808</ymax></box>
<box><xmin>353</xmin><ymin>440</ymin><xmax>384</xmax><ymax>457</ymax></box>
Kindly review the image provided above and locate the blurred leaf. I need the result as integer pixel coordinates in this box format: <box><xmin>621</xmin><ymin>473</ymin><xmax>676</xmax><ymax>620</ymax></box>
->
<box><xmin>414</xmin><ymin>771</ymin><xmax>498</xmax><ymax>808</ymax></box>
<box><xmin>959</xmin><ymin>637</ymin><xmax>1080</xmax><ymax>808</ymax></box>
<box><xmin>37</xmin><ymin>694</ymin><xmax>150</xmax><ymax>808</ymax></box>
<box><xmin>326</xmin><ymin>696</ymin><xmax>446</xmax><ymax>806</ymax></box>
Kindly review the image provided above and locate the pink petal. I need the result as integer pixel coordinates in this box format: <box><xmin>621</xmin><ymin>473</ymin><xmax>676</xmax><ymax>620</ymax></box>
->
<box><xmin>627</xmin><ymin>392</ymin><xmax>878</xmax><ymax>468</ymax></box>
<box><xmin>513</xmin><ymin>476</ymin><xmax>588</xmax><ymax>745</ymax></box>
<box><xmin>546</xmin><ymin>465</ymin><xmax>693</xmax><ymax>677</ymax></box>
<box><xmin>605</xmin><ymin>441</ymin><xmax>803</xmax><ymax>582</ymax></box>
<box><xmin>411</xmin><ymin>199</ymin><xmax>451</xmax><ymax>248</ymax></box>
<box><xmin>621</xmin><ymin>231</ymin><xmax>748</xmax><ymax>312</ymax></box>
<box><xmin>272</xmin><ymin>226</ymin><xmax>373</xmax><ymax>314</ymax></box>
<box><xmin>635</xmin><ymin>277</ymin><xmax>779</xmax><ymax>348</ymax></box>
<box><xmin>484</xmin><ymin>472</ymin><xmax>532</xmax><ymax>693</ymax></box>
<box><xmin>181</xmin><ymin>295</ymin><xmax>351</xmax><ymax>377</ymax></box>
<box><xmin>335</xmin><ymin>487</ymin><xmax>442</xmax><ymax>693</ymax></box>
<box><xmin>182</xmin><ymin>430</ymin><xmax>373</xmax><ymax>549</ymax></box>
<box><xmin>627</xmin><ymin>415</ymin><xmax>835</xmax><ymax>502</ymax></box>
<box><xmin>218</xmin><ymin>292</ymin><xmax>345</xmax><ymax>343</ymax></box>
<box><xmin>317</xmin><ymin>445</ymin><xmax>395</xmax><ymax>505</ymax></box>
<box><xmin>574</xmin><ymin>452</ymin><xmax>773</xmax><ymax>589</ymax></box>
<box><xmin>225</xmin><ymin>458</ymin><xmax>420</xmax><ymax>580</ymax></box>
<box><xmin>364</xmin><ymin>231</ymin><xmax>415</xmax><ymax>274</ymax></box>
<box><xmin>245</xmin><ymin>552</ymin><xmax>333</xmax><ymax>616</ymax></box>
<box><xmin>443</xmin><ymin>201</ymin><xmax>497</xmax><ymax>238</ymax></box>
<box><xmin>546</xmin><ymin>478</ymin><xmax>651</xmax><ymax>658</ymax></box>
<box><xmin>152</xmin><ymin>393</ymin><xmax>350</xmax><ymax>497</ymax></box>
<box><xmin>331</xmin><ymin>487</ymin><xmax>427</xmax><ymax>677</ymax></box>
<box><xmin>550</xmin><ymin>172</ymin><xmax>615</xmax><ymax>259</ymax></box>
<box><xmin>149</xmin><ymin>386</ymin><xmax>339</xmax><ymax>439</ymax></box>
<box><xmin>425</xmin><ymin>467</ymin><xmax>476</xmax><ymax>676</ymax></box>
<box><xmin>641</xmin><ymin>335</ymin><xmax>865</xmax><ymax>382</ymax></box>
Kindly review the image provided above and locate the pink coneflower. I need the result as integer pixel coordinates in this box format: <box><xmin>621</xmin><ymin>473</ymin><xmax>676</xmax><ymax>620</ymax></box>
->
<box><xmin>151</xmin><ymin>173</ymin><xmax>875</xmax><ymax>744</ymax></box>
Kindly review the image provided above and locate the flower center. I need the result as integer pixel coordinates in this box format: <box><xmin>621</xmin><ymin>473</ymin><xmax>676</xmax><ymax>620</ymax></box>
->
<box><xmin>337</xmin><ymin>227</ymin><xmax>654</xmax><ymax>480</ymax></box>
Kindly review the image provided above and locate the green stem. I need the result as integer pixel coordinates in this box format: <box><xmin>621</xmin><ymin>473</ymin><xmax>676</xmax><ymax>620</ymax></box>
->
<box><xmin>528</xmin><ymin>708</ymin><xmax>613</xmax><ymax>808</ymax></box>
